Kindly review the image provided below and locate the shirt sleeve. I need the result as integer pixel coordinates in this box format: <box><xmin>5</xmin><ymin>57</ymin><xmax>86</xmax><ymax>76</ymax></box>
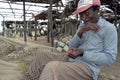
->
<box><xmin>69</xmin><ymin>33</ymin><xmax>81</xmax><ymax>48</ymax></box>
<box><xmin>69</xmin><ymin>24</ymin><xmax>84</xmax><ymax>48</ymax></box>
<box><xmin>82</xmin><ymin>26</ymin><xmax>118</xmax><ymax>65</ymax></box>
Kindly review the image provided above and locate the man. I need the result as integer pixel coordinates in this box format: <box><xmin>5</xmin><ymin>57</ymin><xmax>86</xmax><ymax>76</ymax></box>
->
<box><xmin>26</xmin><ymin>0</ymin><xmax>118</xmax><ymax>80</ymax></box>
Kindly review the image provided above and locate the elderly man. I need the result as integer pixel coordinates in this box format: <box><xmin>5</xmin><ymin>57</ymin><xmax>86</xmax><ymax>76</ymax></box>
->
<box><xmin>26</xmin><ymin>0</ymin><xmax>118</xmax><ymax>80</ymax></box>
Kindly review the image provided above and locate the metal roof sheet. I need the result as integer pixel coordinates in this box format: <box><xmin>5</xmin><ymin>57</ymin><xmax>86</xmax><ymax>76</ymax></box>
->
<box><xmin>6</xmin><ymin>0</ymin><xmax>61</xmax><ymax>4</ymax></box>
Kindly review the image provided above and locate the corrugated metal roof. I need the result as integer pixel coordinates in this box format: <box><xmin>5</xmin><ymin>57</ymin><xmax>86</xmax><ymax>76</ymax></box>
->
<box><xmin>35</xmin><ymin>10</ymin><xmax>62</xmax><ymax>20</ymax></box>
<box><xmin>6</xmin><ymin>0</ymin><xmax>61</xmax><ymax>4</ymax></box>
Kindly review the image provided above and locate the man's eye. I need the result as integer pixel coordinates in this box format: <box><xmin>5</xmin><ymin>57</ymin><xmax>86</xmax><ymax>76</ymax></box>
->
<box><xmin>85</xmin><ymin>12</ymin><xmax>89</xmax><ymax>16</ymax></box>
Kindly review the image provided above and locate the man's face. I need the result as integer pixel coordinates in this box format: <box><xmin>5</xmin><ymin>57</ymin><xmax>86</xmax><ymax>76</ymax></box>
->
<box><xmin>79</xmin><ymin>7</ymin><xmax>98</xmax><ymax>23</ymax></box>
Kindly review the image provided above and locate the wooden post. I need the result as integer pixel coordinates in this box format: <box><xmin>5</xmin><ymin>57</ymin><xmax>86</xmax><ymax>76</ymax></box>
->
<box><xmin>112</xmin><ymin>0</ymin><xmax>118</xmax><ymax>28</ymax></box>
<box><xmin>48</xmin><ymin>0</ymin><xmax>54</xmax><ymax>47</ymax></box>
<box><xmin>34</xmin><ymin>20</ymin><xmax>37</xmax><ymax>40</ymax></box>
<box><xmin>23</xmin><ymin>0</ymin><xmax>27</xmax><ymax>42</ymax></box>
<box><xmin>47</xmin><ymin>7</ymin><xmax>50</xmax><ymax>43</ymax></box>
<box><xmin>47</xmin><ymin>16</ymin><xmax>50</xmax><ymax>43</ymax></box>
<box><xmin>49</xmin><ymin>0</ymin><xmax>54</xmax><ymax>47</ymax></box>
<box><xmin>3</xmin><ymin>16</ymin><xmax>5</xmax><ymax>36</ymax></box>
<box><xmin>114</xmin><ymin>1</ymin><xmax>117</xmax><ymax>27</ymax></box>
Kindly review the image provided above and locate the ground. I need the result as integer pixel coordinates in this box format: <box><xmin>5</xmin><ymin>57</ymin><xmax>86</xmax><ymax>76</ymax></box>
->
<box><xmin>0</xmin><ymin>35</ymin><xmax>119</xmax><ymax>80</ymax></box>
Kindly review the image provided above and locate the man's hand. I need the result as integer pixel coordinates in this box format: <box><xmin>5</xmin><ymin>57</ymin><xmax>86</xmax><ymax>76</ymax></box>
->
<box><xmin>85</xmin><ymin>22</ymin><xmax>99</xmax><ymax>32</ymax></box>
<box><xmin>67</xmin><ymin>48</ymin><xmax>84</xmax><ymax>59</ymax></box>
<box><xmin>77</xmin><ymin>22</ymin><xmax>99</xmax><ymax>38</ymax></box>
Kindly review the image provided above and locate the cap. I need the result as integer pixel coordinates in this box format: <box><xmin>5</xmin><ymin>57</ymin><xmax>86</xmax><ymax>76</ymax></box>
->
<box><xmin>72</xmin><ymin>0</ymin><xmax>101</xmax><ymax>14</ymax></box>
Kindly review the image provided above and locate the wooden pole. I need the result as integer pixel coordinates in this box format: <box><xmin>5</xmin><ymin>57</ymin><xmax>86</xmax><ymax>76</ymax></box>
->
<box><xmin>47</xmin><ymin>0</ymin><xmax>54</xmax><ymax>46</ymax></box>
<box><xmin>114</xmin><ymin>1</ymin><xmax>117</xmax><ymax>27</ymax></box>
<box><xmin>23</xmin><ymin>0</ymin><xmax>27</xmax><ymax>42</ymax></box>
<box><xmin>3</xmin><ymin>16</ymin><xmax>5</xmax><ymax>36</ymax></box>
<box><xmin>49</xmin><ymin>0</ymin><xmax>54</xmax><ymax>47</ymax></box>
<box><xmin>34</xmin><ymin>20</ymin><xmax>37</xmax><ymax>40</ymax></box>
<box><xmin>47</xmin><ymin>17</ymin><xmax>50</xmax><ymax>43</ymax></box>
<box><xmin>47</xmin><ymin>6</ymin><xmax>50</xmax><ymax>43</ymax></box>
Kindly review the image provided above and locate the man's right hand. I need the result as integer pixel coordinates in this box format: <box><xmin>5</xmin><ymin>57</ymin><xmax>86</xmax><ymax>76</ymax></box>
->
<box><xmin>77</xmin><ymin>26</ymin><xmax>90</xmax><ymax>38</ymax></box>
<box><xmin>85</xmin><ymin>22</ymin><xmax>99</xmax><ymax>32</ymax></box>
<box><xmin>77</xmin><ymin>22</ymin><xmax>99</xmax><ymax>38</ymax></box>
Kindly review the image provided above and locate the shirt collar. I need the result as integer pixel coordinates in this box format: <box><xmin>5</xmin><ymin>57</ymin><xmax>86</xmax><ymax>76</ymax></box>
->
<box><xmin>97</xmin><ymin>17</ymin><xmax>105</xmax><ymax>28</ymax></box>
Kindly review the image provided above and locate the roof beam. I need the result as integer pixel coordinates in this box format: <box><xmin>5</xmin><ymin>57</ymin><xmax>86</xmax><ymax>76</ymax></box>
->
<box><xmin>0</xmin><ymin>11</ymin><xmax>22</xmax><ymax>14</ymax></box>
<box><xmin>0</xmin><ymin>1</ymin><xmax>48</xmax><ymax>8</ymax></box>
<box><xmin>0</xmin><ymin>7</ymin><xmax>40</xmax><ymax>12</ymax></box>
<box><xmin>7</xmin><ymin>1</ymin><xmax>15</xmax><ymax>18</ymax></box>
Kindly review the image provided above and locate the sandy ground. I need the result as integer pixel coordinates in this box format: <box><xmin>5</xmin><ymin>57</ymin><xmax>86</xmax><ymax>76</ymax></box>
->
<box><xmin>0</xmin><ymin>60</ymin><xmax>22</xmax><ymax>80</ymax></box>
<box><xmin>0</xmin><ymin>35</ymin><xmax>120</xmax><ymax>80</ymax></box>
<box><xmin>0</xmin><ymin>36</ymin><xmax>50</xmax><ymax>80</ymax></box>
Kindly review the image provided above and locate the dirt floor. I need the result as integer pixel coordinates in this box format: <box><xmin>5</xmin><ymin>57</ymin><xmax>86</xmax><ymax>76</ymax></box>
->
<box><xmin>0</xmin><ymin>35</ymin><xmax>120</xmax><ymax>80</ymax></box>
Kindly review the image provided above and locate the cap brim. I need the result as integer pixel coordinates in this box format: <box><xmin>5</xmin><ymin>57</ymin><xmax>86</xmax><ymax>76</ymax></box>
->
<box><xmin>72</xmin><ymin>5</ymin><xmax>92</xmax><ymax>14</ymax></box>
